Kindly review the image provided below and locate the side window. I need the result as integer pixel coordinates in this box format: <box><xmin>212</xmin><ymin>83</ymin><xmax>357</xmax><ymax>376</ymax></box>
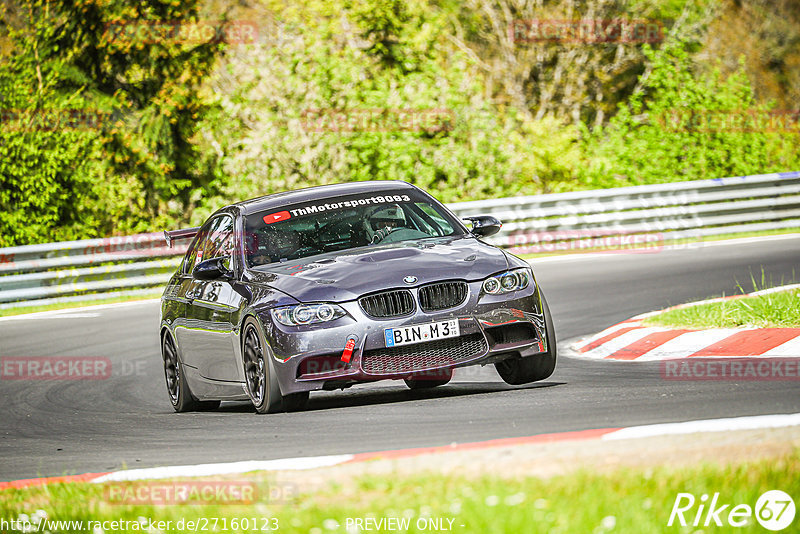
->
<box><xmin>183</xmin><ymin>226</ymin><xmax>210</xmax><ymax>275</ymax></box>
<box><xmin>203</xmin><ymin>215</ymin><xmax>234</xmax><ymax>259</ymax></box>
<box><xmin>414</xmin><ymin>203</ymin><xmax>454</xmax><ymax>235</ymax></box>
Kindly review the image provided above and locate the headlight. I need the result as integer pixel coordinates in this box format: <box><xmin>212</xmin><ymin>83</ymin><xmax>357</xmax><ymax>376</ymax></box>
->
<box><xmin>482</xmin><ymin>268</ymin><xmax>532</xmax><ymax>295</ymax></box>
<box><xmin>271</xmin><ymin>303</ymin><xmax>347</xmax><ymax>326</ymax></box>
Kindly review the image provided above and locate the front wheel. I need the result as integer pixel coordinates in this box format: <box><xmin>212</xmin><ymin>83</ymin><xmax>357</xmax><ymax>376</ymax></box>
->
<box><xmin>495</xmin><ymin>291</ymin><xmax>557</xmax><ymax>385</ymax></box>
<box><xmin>242</xmin><ymin>317</ymin><xmax>309</xmax><ymax>413</ymax></box>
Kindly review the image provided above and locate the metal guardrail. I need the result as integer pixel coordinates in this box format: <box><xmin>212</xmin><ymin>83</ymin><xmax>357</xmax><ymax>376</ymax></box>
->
<box><xmin>1</xmin><ymin>171</ymin><xmax>799</xmax><ymax>308</ymax></box>
<box><xmin>0</xmin><ymin>234</ymin><xmax>187</xmax><ymax>308</ymax></box>
<box><xmin>447</xmin><ymin>171</ymin><xmax>800</xmax><ymax>250</ymax></box>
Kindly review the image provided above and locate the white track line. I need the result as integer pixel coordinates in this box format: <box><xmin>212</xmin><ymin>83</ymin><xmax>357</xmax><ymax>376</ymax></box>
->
<box><xmin>603</xmin><ymin>413</ymin><xmax>800</xmax><ymax>441</ymax></box>
<box><xmin>0</xmin><ymin>299</ymin><xmax>160</xmax><ymax>322</ymax></box>
<box><xmin>530</xmin><ymin>234</ymin><xmax>800</xmax><ymax>263</ymax></box>
<box><xmin>750</xmin><ymin>283</ymin><xmax>800</xmax><ymax>296</ymax></box>
<box><xmin>92</xmin><ymin>455</ymin><xmax>355</xmax><ymax>483</ymax></box>
<box><xmin>17</xmin><ymin>313</ymin><xmax>101</xmax><ymax>320</ymax></box>
<box><xmin>699</xmin><ymin>233</ymin><xmax>800</xmax><ymax>248</ymax></box>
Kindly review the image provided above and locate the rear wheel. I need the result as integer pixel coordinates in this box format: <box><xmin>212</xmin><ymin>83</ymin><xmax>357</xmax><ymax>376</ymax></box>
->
<box><xmin>242</xmin><ymin>317</ymin><xmax>309</xmax><ymax>413</ymax></box>
<box><xmin>162</xmin><ymin>332</ymin><xmax>220</xmax><ymax>412</ymax></box>
<box><xmin>404</xmin><ymin>367</ymin><xmax>453</xmax><ymax>389</ymax></box>
<box><xmin>495</xmin><ymin>291</ymin><xmax>557</xmax><ymax>385</ymax></box>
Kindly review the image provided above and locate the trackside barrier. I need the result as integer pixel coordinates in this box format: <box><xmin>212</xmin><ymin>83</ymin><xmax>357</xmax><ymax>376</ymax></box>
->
<box><xmin>447</xmin><ymin>171</ymin><xmax>800</xmax><ymax>251</ymax></box>
<box><xmin>0</xmin><ymin>234</ymin><xmax>188</xmax><ymax>308</ymax></box>
<box><xmin>1</xmin><ymin>171</ymin><xmax>798</xmax><ymax>308</ymax></box>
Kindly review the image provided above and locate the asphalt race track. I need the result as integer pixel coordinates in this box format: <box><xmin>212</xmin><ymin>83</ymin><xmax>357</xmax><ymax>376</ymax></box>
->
<box><xmin>2</xmin><ymin>236</ymin><xmax>799</xmax><ymax>481</ymax></box>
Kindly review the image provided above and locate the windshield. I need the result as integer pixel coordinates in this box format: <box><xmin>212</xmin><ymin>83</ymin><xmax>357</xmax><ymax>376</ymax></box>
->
<box><xmin>244</xmin><ymin>190</ymin><xmax>464</xmax><ymax>267</ymax></box>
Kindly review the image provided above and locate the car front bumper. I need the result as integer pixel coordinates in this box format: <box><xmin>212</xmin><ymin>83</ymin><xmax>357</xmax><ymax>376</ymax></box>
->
<box><xmin>263</xmin><ymin>283</ymin><xmax>551</xmax><ymax>395</ymax></box>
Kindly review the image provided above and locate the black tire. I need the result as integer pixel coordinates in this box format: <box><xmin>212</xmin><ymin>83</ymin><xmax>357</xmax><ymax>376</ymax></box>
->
<box><xmin>282</xmin><ymin>391</ymin><xmax>310</xmax><ymax>412</ymax></box>
<box><xmin>495</xmin><ymin>290</ymin><xmax>557</xmax><ymax>385</ymax></box>
<box><xmin>162</xmin><ymin>331</ymin><xmax>220</xmax><ymax>412</ymax></box>
<box><xmin>404</xmin><ymin>367</ymin><xmax>453</xmax><ymax>389</ymax></box>
<box><xmin>242</xmin><ymin>317</ymin><xmax>308</xmax><ymax>414</ymax></box>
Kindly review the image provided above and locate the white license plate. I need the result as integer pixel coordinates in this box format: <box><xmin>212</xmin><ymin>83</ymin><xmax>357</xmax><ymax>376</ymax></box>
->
<box><xmin>384</xmin><ymin>319</ymin><xmax>460</xmax><ymax>348</ymax></box>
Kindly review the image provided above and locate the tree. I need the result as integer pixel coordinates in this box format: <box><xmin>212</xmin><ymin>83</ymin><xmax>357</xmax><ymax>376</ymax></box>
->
<box><xmin>0</xmin><ymin>0</ymin><xmax>224</xmax><ymax>245</ymax></box>
<box><xmin>581</xmin><ymin>40</ymin><xmax>799</xmax><ymax>187</ymax></box>
<box><xmin>445</xmin><ymin>0</ymin><xmax>714</xmax><ymax>127</ymax></box>
<box><xmin>195</xmin><ymin>0</ymin><xmax>529</xmax><ymax>220</ymax></box>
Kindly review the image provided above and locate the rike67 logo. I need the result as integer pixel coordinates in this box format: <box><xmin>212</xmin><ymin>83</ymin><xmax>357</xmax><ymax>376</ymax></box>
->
<box><xmin>669</xmin><ymin>490</ymin><xmax>795</xmax><ymax>531</ymax></box>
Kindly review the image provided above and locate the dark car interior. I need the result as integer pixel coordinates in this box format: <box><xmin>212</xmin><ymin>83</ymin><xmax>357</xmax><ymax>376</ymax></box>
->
<box><xmin>246</xmin><ymin>202</ymin><xmax>458</xmax><ymax>266</ymax></box>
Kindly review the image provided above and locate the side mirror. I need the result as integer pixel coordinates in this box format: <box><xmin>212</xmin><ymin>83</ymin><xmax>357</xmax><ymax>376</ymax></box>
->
<box><xmin>193</xmin><ymin>257</ymin><xmax>233</xmax><ymax>280</ymax></box>
<box><xmin>463</xmin><ymin>215</ymin><xmax>502</xmax><ymax>237</ymax></box>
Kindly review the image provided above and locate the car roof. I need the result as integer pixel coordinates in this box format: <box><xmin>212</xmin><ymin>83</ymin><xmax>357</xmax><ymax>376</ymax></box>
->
<box><xmin>232</xmin><ymin>180</ymin><xmax>420</xmax><ymax>215</ymax></box>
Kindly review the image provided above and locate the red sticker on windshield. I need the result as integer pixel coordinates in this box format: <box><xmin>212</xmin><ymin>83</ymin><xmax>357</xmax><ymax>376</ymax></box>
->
<box><xmin>263</xmin><ymin>211</ymin><xmax>291</xmax><ymax>224</ymax></box>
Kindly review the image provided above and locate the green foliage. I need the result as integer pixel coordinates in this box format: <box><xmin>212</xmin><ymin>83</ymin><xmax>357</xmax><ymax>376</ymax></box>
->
<box><xmin>0</xmin><ymin>0</ymin><xmax>223</xmax><ymax>246</ymax></box>
<box><xmin>1</xmin><ymin>2</ymin><xmax>101</xmax><ymax>245</ymax></box>
<box><xmin>194</xmin><ymin>0</ymin><xmax>527</xmax><ymax>220</ymax></box>
<box><xmin>581</xmin><ymin>40</ymin><xmax>800</xmax><ymax>188</ymax></box>
<box><xmin>1</xmin><ymin>0</ymin><xmax>798</xmax><ymax>245</ymax></box>
<box><xmin>0</xmin><ymin>124</ymin><xmax>102</xmax><ymax>246</ymax></box>
<box><xmin>507</xmin><ymin>116</ymin><xmax>583</xmax><ymax>193</ymax></box>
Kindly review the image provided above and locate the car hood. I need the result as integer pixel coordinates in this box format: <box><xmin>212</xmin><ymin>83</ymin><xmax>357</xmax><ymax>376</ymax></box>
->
<box><xmin>245</xmin><ymin>236</ymin><xmax>510</xmax><ymax>303</ymax></box>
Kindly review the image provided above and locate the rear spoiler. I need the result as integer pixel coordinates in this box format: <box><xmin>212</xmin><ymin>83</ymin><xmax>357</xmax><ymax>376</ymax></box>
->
<box><xmin>164</xmin><ymin>227</ymin><xmax>200</xmax><ymax>248</ymax></box>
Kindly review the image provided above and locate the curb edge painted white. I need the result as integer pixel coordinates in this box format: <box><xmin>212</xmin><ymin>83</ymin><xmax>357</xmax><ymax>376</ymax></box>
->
<box><xmin>4</xmin><ymin>413</ymin><xmax>799</xmax><ymax>489</ymax></box>
<box><xmin>92</xmin><ymin>454</ymin><xmax>355</xmax><ymax>483</ymax></box>
<box><xmin>602</xmin><ymin>413</ymin><xmax>800</xmax><ymax>441</ymax></box>
<box><xmin>76</xmin><ymin>413</ymin><xmax>800</xmax><ymax>483</ymax></box>
<box><xmin>572</xmin><ymin>284</ymin><xmax>800</xmax><ymax>360</ymax></box>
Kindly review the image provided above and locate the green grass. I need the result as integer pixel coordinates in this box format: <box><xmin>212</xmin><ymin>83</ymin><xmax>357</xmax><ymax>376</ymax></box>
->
<box><xmin>2</xmin><ymin>452</ymin><xmax>798</xmax><ymax>533</ymax></box>
<box><xmin>0</xmin><ymin>292</ymin><xmax>162</xmax><ymax>317</ymax></box>
<box><xmin>645</xmin><ymin>288</ymin><xmax>800</xmax><ymax>329</ymax></box>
